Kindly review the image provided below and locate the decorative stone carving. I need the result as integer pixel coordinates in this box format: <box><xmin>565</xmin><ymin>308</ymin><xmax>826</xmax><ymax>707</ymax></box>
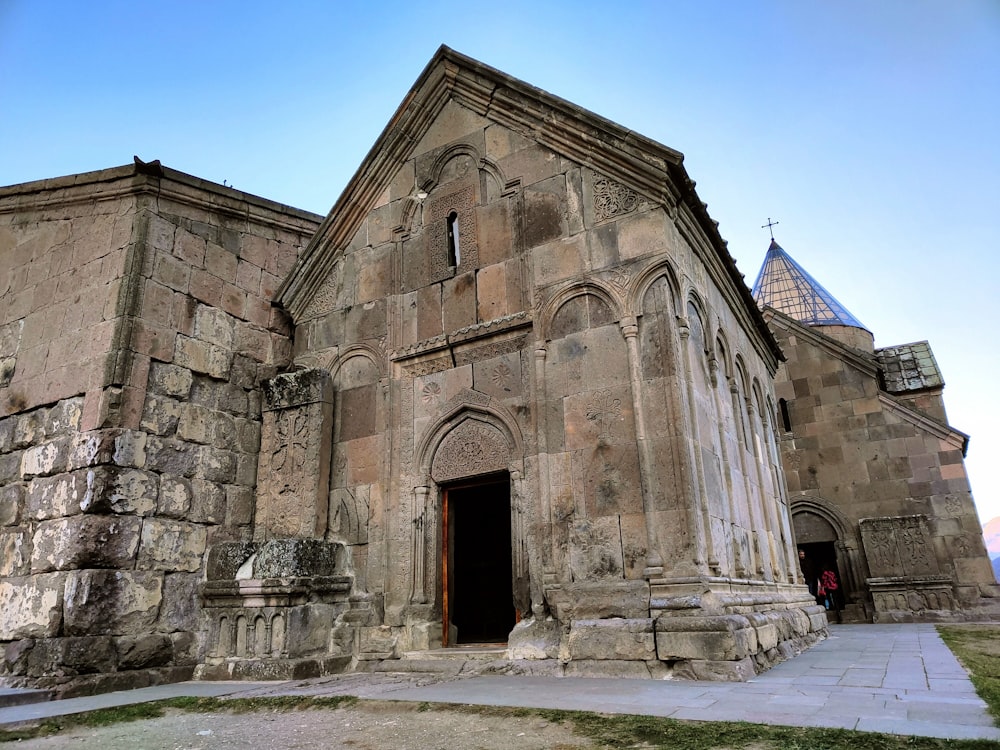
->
<box><xmin>431</xmin><ymin>420</ymin><xmax>510</xmax><ymax>483</ymax></box>
<box><xmin>256</xmin><ymin>369</ymin><xmax>334</xmax><ymax>540</ymax></box>
<box><xmin>427</xmin><ymin>184</ymin><xmax>479</xmax><ymax>281</ymax></box>
<box><xmin>860</xmin><ymin>515</ymin><xmax>940</xmax><ymax>578</ymax></box>
<box><xmin>586</xmin><ymin>389</ymin><xmax>622</xmax><ymax>440</ymax></box>
<box><xmin>593</xmin><ymin>177</ymin><xmax>639</xmax><ymax>222</ymax></box>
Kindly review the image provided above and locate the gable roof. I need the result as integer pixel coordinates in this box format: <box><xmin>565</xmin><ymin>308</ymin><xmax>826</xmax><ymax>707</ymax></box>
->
<box><xmin>751</xmin><ymin>239</ymin><xmax>867</xmax><ymax>329</ymax></box>
<box><xmin>277</xmin><ymin>46</ymin><xmax>779</xmax><ymax>363</ymax></box>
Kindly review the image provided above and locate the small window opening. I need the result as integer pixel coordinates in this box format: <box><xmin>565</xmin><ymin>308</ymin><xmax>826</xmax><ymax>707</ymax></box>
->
<box><xmin>446</xmin><ymin>211</ymin><xmax>461</xmax><ymax>267</ymax></box>
<box><xmin>778</xmin><ymin>398</ymin><xmax>792</xmax><ymax>432</ymax></box>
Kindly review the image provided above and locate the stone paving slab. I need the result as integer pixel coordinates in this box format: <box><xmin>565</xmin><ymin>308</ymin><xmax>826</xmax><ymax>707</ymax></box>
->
<box><xmin>0</xmin><ymin>624</ymin><xmax>997</xmax><ymax>741</ymax></box>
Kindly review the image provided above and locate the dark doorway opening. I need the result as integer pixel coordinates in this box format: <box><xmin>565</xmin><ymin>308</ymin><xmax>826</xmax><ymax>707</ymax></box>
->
<box><xmin>798</xmin><ymin>541</ymin><xmax>844</xmax><ymax>611</ymax></box>
<box><xmin>442</xmin><ymin>473</ymin><xmax>515</xmax><ymax>646</ymax></box>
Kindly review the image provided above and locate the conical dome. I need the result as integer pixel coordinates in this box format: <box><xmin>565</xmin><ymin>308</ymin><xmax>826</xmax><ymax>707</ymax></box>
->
<box><xmin>751</xmin><ymin>239</ymin><xmax>866</xmax><ymax>329</ymax></box>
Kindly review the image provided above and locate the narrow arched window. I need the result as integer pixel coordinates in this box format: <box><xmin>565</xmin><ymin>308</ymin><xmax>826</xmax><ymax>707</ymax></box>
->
<box><xmin>778</xmin><ymin>398</ymin><xmax>792</xmax><ymax>432</ymax></box>
<box><xmin>446</xmin><ymin>211</ymin><xmax>460</xmax><ymax>267</ymax></box>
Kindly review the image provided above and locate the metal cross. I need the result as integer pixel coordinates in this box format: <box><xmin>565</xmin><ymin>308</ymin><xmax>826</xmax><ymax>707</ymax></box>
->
<box><xmin>762</xmin><ymin>218</ymin><xmax>779</xmax><ymax>240</ymax></box>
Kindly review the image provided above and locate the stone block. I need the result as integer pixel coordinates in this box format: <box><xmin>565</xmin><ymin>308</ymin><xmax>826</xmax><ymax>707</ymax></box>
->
<box><xmin>148</xmin><ymin>362</ymin><xmax>195</xmax><ymax>398</ymax></box>
<box><xmin>32</xmin><ymin>516</ymin><xmax>141</xmax><ymax>571</ymax></box>
<box><xmin>253</xmin><ymin>539</ymin><xmax>344</xmax><ymax>578</ymax></box>
<box><xmin>563</xmin><ymin>660</ymin><xmax>654</xmax><ymax>679</ymax></box>
<box><xmin>174</xmin><ymin>335</ymin><xmax>231</xmax><ymax>379</ymax></box>
<box><xmin>27</xmin><ymin>636</ymin><xmax>117</xmax><ymax>676</ymax></box>
<box><xmin>171</xmin><ymin>630</ymin><xmax>200</xmax><ymax>665</ymax></box>
<box><xmin>115</xmin><ymin>633</ymin><xmax>174</xmax><ymax>669</ymax></box>
<box><xmin>63</xmin><ymin>569</ymin><xmax>162</xmax><ymax>636</ymax></box>
<box><xmin>226</xmin><ymin>484</ymin><xmax>254</xmax><ymax>526</ymax></box>
<box><xmin>189</xmin><ymin>478</ymin><xmax>226</xmax><ymax>523</ymax></box>
<box><xmin>160</xmin><ymin>573</ymin><xmax>201</xmax><ymax>632</ymax></box>
<box><xmin>145</xmin><ymin>436</ymin><xmax>197</xmax><ymax>476</ymax></box>
<box><xmin>137</xmin><ymin>518</ymin><xmax>207</xmax><ymax>572</ymax></box>
<box><xmin>194</xmin><ymin>305</ymin><xmax>235</xmax><ymax>349</ymax></box>
<box><xmin>0</xmin><ymin>452</ymin><xmax>20</xmax><ymax>484</ymax></box>
<box><xmin>286</xmin><ymin>603</ymin><xmax>338</xmax><ymax>658</ymax></box>
<box><xmin>567</xmin><ymin>618</ymin><xmax>655</xmax><ymax>661</ymax></box>
<box><xmin>0</xmin><ymin>573</ymin><xmax>65</xmax><ymax>639</ymax></box>
<box><xmin>158</xmin><ymin>476</ymin><xmax>191</xmax><ymax>517</ymax></box>
<box><xmin>0</xmin><ymin>483</ymin><xmax>23</xmax><ymax>525</ymax></box>
<box><xmin>196</xmin><ymin>448</ymin><xmax>236</xmax><ymax>483</ymax></box>
<box><xmin>0</xmin><ymin>529</ymin><xmax>31</xmax><ymax>576</ymax></box>
<box><xmin>113</xmin><ymin>430</ymin><xmax>147</xmax><ymax>468</ymax></box>
<box><xmin>140</xmin><ymin>395</ymin><xmax>183</xmax><ymax>436</ymax></box>
<box><xmin>43</xmin><ymin>397</ymin><xmax>83</xmax><ymax>437</ymax></box>
<box><xmin>546</xmin><ymin>579</ymin><xmax>650</xmax><ymax>620</ymax></box>
<box><xmin>359</xmin><ymin>625</ymin><xmax>398</xmax><ymax>656</ymax></box>
<box><xmin>206</xmin><ymin>541</ymin><xmax>257</xmax><ymax>579</ymax></box>
<box><xmin>20</xmin><ymin>437</ymin><xmax>70</xmax><ymax>478</ymax></box>
<box><xmin>507</xmin><ymin>617</ymin><xmax>561</xmax><ymax>660</ymax></box>
<box><xmin>673</xmin><ymin>656</ymin><xmax>757</xmax><ymax>682</ymax></box>
<box><xmin>79</xmin><ymin>467</ymin><xmax>158</xmax><ymax>516</ymax></box>
<box><xmin>655</xmin><ymin>614</ymin><xmax>757</xmax><ymax>661</ymax></box>
<box><xmin>26</xmin><ymin>471</ymin><xmax>87</xmax><ymax>520</ymax></box>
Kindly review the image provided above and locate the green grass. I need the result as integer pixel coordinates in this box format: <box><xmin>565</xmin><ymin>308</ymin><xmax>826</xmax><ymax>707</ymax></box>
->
<box><xmin>938</xmin><ymin>625</ymin><xmax>1000</xmax><ymax>722</ymax></box>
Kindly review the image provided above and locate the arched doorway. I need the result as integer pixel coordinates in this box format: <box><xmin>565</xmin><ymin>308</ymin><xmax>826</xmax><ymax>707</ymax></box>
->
<box><xmin>792</xmin><ymin>503</ymin><xmax>869</xmax><ymax>622</ymax></box>
<box><xmin>442</xmin><ymin>472</ymin><xmax>516</xmax><ymax>646</ymax></box>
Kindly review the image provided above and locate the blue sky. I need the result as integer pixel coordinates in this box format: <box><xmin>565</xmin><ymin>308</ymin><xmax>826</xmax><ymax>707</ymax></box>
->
<box><xmin>2</xmin><ymin>1</ymin><xmax>999</xmax><ymax>522</ymax></box>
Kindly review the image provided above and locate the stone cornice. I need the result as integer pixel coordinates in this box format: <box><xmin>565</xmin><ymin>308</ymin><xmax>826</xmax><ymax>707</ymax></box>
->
<box><xmin>0</xmin><ymin>163</ymin><xmax>322</xmax><ymax>236</ymax></box>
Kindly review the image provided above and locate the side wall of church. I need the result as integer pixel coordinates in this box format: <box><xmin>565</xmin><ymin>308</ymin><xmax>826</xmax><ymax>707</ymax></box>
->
<box><xmin>770</xmin><ymin>316</ymin><xmax>997</xmax><ymax>617</ymax></box>
<box><xmin>0</xmin><ymin>167</ymin><xmax>320</xmax><ymax>693</ymax></box>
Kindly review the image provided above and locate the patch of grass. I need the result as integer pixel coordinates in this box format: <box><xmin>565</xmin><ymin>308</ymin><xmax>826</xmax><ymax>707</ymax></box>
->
<box><xmin>393</xmin><ymin>702</ymin><xmax>998</xmax><ymax>749</ymax></box>
<box><xmin>938</xmin><ymin>624</ymin><xmax>1000</xmax><ymax>721</ymax></box>
<box><xmin>0</xmin><ymin>702</ymin><xmax>168</xmax><ymax>743</ymax></box>
<box><xmin>162</xmin><ymin>694</ymin><xmax>358</xmax><ymax>714</ymax></box>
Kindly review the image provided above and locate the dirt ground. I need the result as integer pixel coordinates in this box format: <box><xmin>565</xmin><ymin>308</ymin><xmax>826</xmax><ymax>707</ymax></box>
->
<box><xmin>8</xmin><ymin>701</ymin><xmax>597</xmax><ymax>750</ymax></box>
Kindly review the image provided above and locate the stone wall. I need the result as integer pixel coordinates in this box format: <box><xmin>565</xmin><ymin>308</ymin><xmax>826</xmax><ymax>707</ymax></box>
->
<box><xmin>0</xmin><ymin>164</ymin><xmax>320</xmax><ymax>694</ymax></box>
<box><xmin>769</xmin><ymin>311</ymin><xmax>999</xmax><ymax>622</ymax></box>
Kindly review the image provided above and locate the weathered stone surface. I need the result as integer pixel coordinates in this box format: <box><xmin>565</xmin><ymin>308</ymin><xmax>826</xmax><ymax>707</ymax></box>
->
<box><xmin>0</xmin><ymin>573</ymin><xmax>65</xmax><ymax>639</ymax></box>
<box><xmin>26</xmin><ymin>471</ymin><xmax>88</xmax><ymax>520</ymax></box>
<box><xmin>25</xmin><ymin>636</ymin><xmax>117</xmax><ymax>677</ymax></box>
<box><xmin>567</xmin><ymin>618</ymin><xmax>655</xmax><ymax>661</ymax></box>
<box><xmin>32</xmin><ymin>516</ymin><xmax>141</xmax><ymax>571</ymax></box>
<box><xmin>256</xmin><ymin>369</ymin><xmax>333</xmax><ymax>539</ymax></box>
<box><xmin>0</xmin><ymin>483</ymin><xmax>23</xmax><ymax>525</ymax></box>
<box><xmin>507</xmin><ymin>617</ymin><xmax>561</xmax><ymax>660</ymax></box>
<box><xmin>137</xmin><ymin>518</ymin><xmax>207</xmax><ymax>572</ymax></box>
<box><xmin>253</xmin><ymin>539</ymin><xmax>344</xmax><ymax>578</ymax></box>
<box><xmin>79</xmin><ymin>467</ymin><xmax>158</xmax><ymax>516</ymax></box>
<box><xmin>285</xmin><ymin>604</ymin><xmax>338</xmax><ymax>658</ymax></box>
<box><xmin>206</xmin><ymin>541</ymin><xmax>257</xmax><ymax>580</ymax></box>
<box><xmin>0</xmin><ymin>529</ymin><xmax>31</xmax><ymax>576</ymax></box>
<box><xmin>673</xmin><ymin>656</ymin><xmax>757</xmax><ymax>682</ymax></box>
<box><xmin>159</xmin><ymin>573</ymin><xmax>201</xmax><ymax>632</ymax></box>
<box><xmin>116</xmin><ymin>634</ymin><xmax>173</xmax><ymax>669</ymax></box>
<box><xmin>63</xmin><ymin>570</ymin><xmax>162</xmax><ymax>636</ymax></box>
<box><xmin>157</xmin><ymin>476</ymin><xmax>191</xmax><ymax>517</ymax></box>
<box><xmin>148</xmin><ymin>362</ymin><xmax>194</xmax><ymax>398</ymax></box>
<box><xmin>20</xmin><ymin>438</ymin><xmax>71</xmax><ymax>478</ymax></box>
<box><xmin>547</xmin><ymin>580</ymin><xmax>650</xmax><ymax>620</ymax></box>
<box><xmin>655</xmin><ymin>615</ymin><xmax>757</xmax><ymax>661</ymax></box>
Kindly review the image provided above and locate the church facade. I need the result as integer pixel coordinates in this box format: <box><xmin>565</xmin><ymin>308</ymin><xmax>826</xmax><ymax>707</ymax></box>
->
<box><xmin>753</xmin><ymin>240</ymin><xmax>999</xmax><ymax>623</ymax></box>
<box><xmin>0</xmin><ymin>48</ymin><xmax>860</xmax><ymax>695</ymax></box>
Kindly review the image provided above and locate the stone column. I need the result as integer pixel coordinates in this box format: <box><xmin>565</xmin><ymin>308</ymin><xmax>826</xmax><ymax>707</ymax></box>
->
<box><xmin>708</xmin><ymin>358</ymin><xmax>744</xmax><ymax>578</ymax></box>
<box><xmin>619</xmin><ymin>317</ymin><xmax>663</xmax><ymax>576</ymax></box>
<box><xmin>532</xmin><ymin>343</ymin><xmax>557</xmax><ymax>589</ymax></box>
<box><xmin>678</xmin><ymin>320</ymin><xmax>717</xmax><ymax>572</ymax></box>
<box><xmin>746</xmin><ymin>398</ymin><xmax>780</xmax><ymax>581</ymax></box>
<box><xmin>410</xmin><ymin>485</ymin><xmax>429</xmax><ymax>604</ymax></box>
<box><xmin>255</xmin><ymin>369</ymin><xmax>334</xmax><ymax>540</ymax></box>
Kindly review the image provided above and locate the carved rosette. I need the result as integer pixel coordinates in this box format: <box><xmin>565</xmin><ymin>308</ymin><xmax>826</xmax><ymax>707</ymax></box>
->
<box><xmin>431</xmin><ymin>420</ymin><xmax>511</xmax><ymax>483</ymax></box>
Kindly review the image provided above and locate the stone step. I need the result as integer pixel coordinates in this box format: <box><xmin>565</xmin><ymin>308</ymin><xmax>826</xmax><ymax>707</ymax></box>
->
<box><xmin>400</xmin><ymin>646</ymin><xmax>509</xmax><ymax>661</ymax></box>
<box><xmin>0</xmin><ymin>688</ymin><xmax>55</xmax><ymax>708</ymax></box>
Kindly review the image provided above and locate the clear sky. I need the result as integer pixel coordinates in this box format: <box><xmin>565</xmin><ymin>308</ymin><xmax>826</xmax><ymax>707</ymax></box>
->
<box><xmin>2</xmin><ymin>1</ymin><xmax>999</xmax><ymax>522</ymax></box>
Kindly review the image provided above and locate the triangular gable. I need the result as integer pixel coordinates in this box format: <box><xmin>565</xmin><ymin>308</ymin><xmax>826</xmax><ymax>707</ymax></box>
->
<box><xmin>276</xmin><ymin>46</ymin><xmax>778</xmax><ymax>361</ymax></box>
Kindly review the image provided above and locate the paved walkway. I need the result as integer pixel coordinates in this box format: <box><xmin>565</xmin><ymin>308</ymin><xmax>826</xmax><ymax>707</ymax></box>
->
<box><xmin>1</xmin><ymin>624</ymin><xmax>996</xmax><ymax>741</ymax></box>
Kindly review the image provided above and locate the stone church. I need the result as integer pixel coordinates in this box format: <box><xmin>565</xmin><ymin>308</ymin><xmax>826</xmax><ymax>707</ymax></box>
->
<box><xmin>0</xmin><ymin>46</ymin><xmax>987</xmax><ymax>695</ymax></box>
<box><xmin>752</xmin><ymin>240</ymin><xmax>999</xmax><ymax>623</ymax></box>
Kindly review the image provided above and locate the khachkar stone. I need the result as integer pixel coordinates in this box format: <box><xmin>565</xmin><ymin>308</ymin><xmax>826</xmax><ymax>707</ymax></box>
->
<box><xmin>256</xmin><ymin>369</ymin><xmax>334</xmax><ymax>539</ymax></box>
